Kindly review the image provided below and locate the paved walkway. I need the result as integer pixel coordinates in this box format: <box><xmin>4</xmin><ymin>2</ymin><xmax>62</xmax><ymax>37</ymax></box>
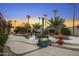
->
<box><xmin>4</xmin><ymin>34</ymin><xmax>38</xmax><ymax>54</ymax></box>
<box><xmin>64</xmin><ymin>36</ymin><xmax>79</xmax><ymax>45</ymax></box>
<box><xmin>25</xmin><ymin>46</ymin><xmax>79</xmax><ymax>56</ymax></box>
<box><xmin>4</xmin><ymin>34</ymin><xmax>79</xmax><ymax>56</ymax></box>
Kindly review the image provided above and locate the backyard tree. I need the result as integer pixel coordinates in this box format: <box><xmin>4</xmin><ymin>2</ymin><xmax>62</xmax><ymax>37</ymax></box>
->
<box><xmin>26</xmin><ymin>15</ymin><xmax>31</xmax><ymax>24</ymax></box>
<box><xmin>32</xmin><ymin>23</ymin><xmax>41</xmax><ymax>33</ymax></box>
<box><xmin>24</xmin><ymin>23</ymin><xmax>31</xmax><ymax>33</ymax></box>
<box><xmin>0</xmin><ymin>12</ymin><xmax>8</xmax><ymax>55</ymax></box>
<box><xmin>38</xmin><ymin>17</ymin><xmax>41</xmax><ymax>24</ymax></box>
<box><xmin>53</xmin><ymin>9</ymin><xmax>58</xmax><ymax>18</ymax></box>
<box><xmin>43</xmin><ymin>14</ymin><xmax>48</xmax><ymax>28</ymax></box>
<box><xmin>48</xmin><ymin>16</ymin><xmax>65</xmax><ymax>35</ymax></box>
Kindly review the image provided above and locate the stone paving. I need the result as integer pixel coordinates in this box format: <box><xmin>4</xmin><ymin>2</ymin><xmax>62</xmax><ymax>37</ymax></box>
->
<box><xmin>25</xmin><ymin>46</ymin><xmax>79</xmax><ymax>56</ymax></box>
<box><xmin>64</xmin><ymin>36</ymin><xmax>79</xmax><ymax>45</ymax></box>
<box><xmin>4</xmin><ymin>34</ymin><xmax>79</xmax><ymax>56</ymax></box>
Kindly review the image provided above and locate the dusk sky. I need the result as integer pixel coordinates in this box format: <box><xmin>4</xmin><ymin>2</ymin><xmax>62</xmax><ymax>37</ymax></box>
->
<box><xmin>0</xmin><ymin>3</ymin><xmax>79</xmax><ymax>20</ymax></box>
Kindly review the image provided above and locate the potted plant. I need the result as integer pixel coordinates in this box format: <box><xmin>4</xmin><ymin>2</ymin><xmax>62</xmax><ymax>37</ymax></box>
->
<box><xmin>37</xmin><ymin>30</ymin><xmax>49</xmax><ymax>47</ymax></box>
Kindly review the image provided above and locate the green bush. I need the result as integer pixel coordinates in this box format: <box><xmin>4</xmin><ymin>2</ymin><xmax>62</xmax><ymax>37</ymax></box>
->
<box><xmin>0</xmin><ymin>27</ymin><xmax>5</xmax><ymax>34</ymax></box>
<box><xmin>0</xmin><ymin>27</ymin><xmax>8</xmax><ymax>55</ymax></box>
<box><xmin>0</xmin><ymin>27</ymin><xmax>8</xmax><ymax>46</ymax></box>
<box><xmin>14</xmin><ymin>26</ymin><xmax>28</xmax><ymax>34</ymax></box>
<box><xmin>48</xmin><ymin>28</ymin><xmax>55</xmax><ymax>34</ymax></box>
<box><xmin>61</xmin><ymin>28</ymin><xmax>71</xmax><ymax>36</ymax></box>
<box><xmin>0</xmin><ymin>34</ymin><xmax>8</xmax><ymax>55</ymax></box>
<box><xmin>27</xmin><ymin>29</ymin><xmax>31</xmax><ymax>33</ymax></box>
<box><xmin>0</xmin><ymin>34</ymin><xmax>8</xmax><ymax>46</ymax></box>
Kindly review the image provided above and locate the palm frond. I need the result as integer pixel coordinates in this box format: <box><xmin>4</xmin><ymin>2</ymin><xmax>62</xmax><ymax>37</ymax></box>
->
<box><xmin>48</xmin><ymin>17</ymin><xmax>65</xmax><ymax>28</ymax></box>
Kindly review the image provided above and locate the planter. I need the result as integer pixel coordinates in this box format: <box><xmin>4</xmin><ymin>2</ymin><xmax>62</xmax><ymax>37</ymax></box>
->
<box><xmin>37</xmin><ymin>35</ymin><xmax>49</xmax><ymax>47</ymax></box>
<box><xmin>56</xmin><ymin>40</ymin><xmax>64</xmax><ymax>45</ymax></box>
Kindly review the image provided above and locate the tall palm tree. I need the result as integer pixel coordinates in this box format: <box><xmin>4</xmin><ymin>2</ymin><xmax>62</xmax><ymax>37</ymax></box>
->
<box><xmin>38</xmin><ymin>17</ymin><xmax>41</xmax><ymax>24</ymax></box>
<box><xmin>53</xmin><ymin>9</ymin><xmax>58</xmax><ymax>18</ymax></box>
<box><xmin>0</xmin><ymin>12</ymin><xmax>7</xmax><ymax>33</ymax></box>
<box><xmin>14</xmin><ymin>20</ymin><xmax>16</xmax><ymax>27</ymax></box>
<box><xmin>43</xmin><ymin>14</ymin><xmax>48</xmax><ymax>28</ymax></box>
<box><xmin>0</xmin><ymin>12</ymin><xmax>6</xmax><ymax>27</ymax></box>
<box><xmin>0</xmin><ymin>12</ymin><xmax>6</xmax><ymax>34</ymax></box>
<box><xmin>42</xmin><ymin>17</ymin><xmax>44</xmax><ymax>32</ymax></box>
<box><xmin>26</xmin><ymin>15</ymin><xmax>31</xmax><ymax>24</ymax></box>
<box><xmin>72</xmin><ymin>3</ymin><xmax>76</xmax><ymax>36</ymax></box>
<box><xmin>48</xmin><ymin>16</ymin><xmax>65</xmax><ymax>34</ymax></box>
<box><xmin>43</xmin><ymin>14</ymin><xmax>47</xmax><ymax>18</ymax></box>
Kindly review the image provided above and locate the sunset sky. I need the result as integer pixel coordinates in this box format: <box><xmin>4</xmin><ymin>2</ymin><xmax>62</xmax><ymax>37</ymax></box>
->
<box><xmin>0</xmin><ymin>3</ymin><xmax>79</xmax><ymax>19</ymax></box>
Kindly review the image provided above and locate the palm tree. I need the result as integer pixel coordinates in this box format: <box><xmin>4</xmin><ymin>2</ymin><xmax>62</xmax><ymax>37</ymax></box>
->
<box><xmin>0</xmin><ymin>12</ymin><xmax>6</xmax><ymax>28</ymax></box>
<box><xmin>53</xmin><ymin>9</ymin><xmax>58</xmax><ymax>18</ymax></box>
<box><xmin>0</xmin><ymin>12</ymin><xmax>6</xmax><ymax>34</ymax></box>
<box><xmin>43</xmin><ymin>14</ymin><xmax>47</xmax><ymax>18</ymax></box>
<box><xmin>43</xmin><ymin>14</ymin><xmax>48</xmax><ymax>28</ymax></box>
<box><xmin>0</xmin><ymin>12</ymin><xmax>5</xmax><ymax>20</ymax></box>
<box><xmin>48</xmin><ymin>16</ymin><xmax>65</xmax><ymax>34</ymax></box>
<box><xmin>26</xmin><ymin>15</ymin><xmax>31</xmax><ymax>24</ymax></box>
<box><xmin>32</xmin><ymin>23</ymin><xmax>41</xmax><ymax>30</ymax></box>
<box><xmin>38</xmin><ymin>17</ymin><xmax>41</xmax><ymax>24</ymax></box>
<box><xmin>72</xmin><ymin>4</ymin><xmax>76</xmax><ymax>36</ymax></box>
<box><xmin>14</xmin><ymin>20</ymin><xmax>16</xmax><ymax>27</ymax></box>
<box><xmin>42</xmin><ymin>17</ymin><xmax>45</xmax><ymax>32</ymax></box>
<box><xmin>32</xmin><ymin>23</ymin><xmax>41</xmax><ymax>33</ymax></box>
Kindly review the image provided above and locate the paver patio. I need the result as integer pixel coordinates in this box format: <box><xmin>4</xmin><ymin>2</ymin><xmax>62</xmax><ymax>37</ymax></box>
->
<box><xmin>4</xmin><ymin>34</ymin><xmax>79</xmax><ymax>56</ymax></box>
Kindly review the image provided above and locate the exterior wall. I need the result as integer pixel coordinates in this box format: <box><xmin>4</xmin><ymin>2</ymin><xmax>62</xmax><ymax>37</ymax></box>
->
<box><xmin>69</xmin><ymin>27</ymin><xmax>79</xmax><ymax>36</ymax></box>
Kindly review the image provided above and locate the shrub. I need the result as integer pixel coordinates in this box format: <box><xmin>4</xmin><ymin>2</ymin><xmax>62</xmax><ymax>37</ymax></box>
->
<box><xmin>0</xmin><ymin>34</ymin><xmax>8</xmax><ymax>46</ymax></box>
<box><xmin>0</xmin><ymin>13</ymin><xmax>8</xmax><ymax>55</ymax></box>
<box><xmin>48</xmin><ymin>28</ymin><xmax>55</xmax><ymax>34</ymax></box>
<box><xmin>0</xmin><ymin>27</ymin><xmax>5</xmax><ymax>34</ymax></box>
<box><xmin>14</xmin><ymin>26</ymin><xmax>28</xmax><ymax>34</ymax></box>
<box><xmin>0</xmin><ymin>27</ymin><xmax>8</xmax><ymax>55</ymax></box>
<box><xmin>27</xmin><ymin>29</ymin><xmax>31</xmax><ymax>33</ymax></box>
<box><xmin>0</xmin><ymin>34</ymin><xmax>8</xmax><ymax>55</ymax></box>
<box><xmin>0</xmin><ymin>27</ymin><xmax>8</xmax><ymax>46</ymax></box>
<box><xmin>32</xmin><ymin>23</ymin><xmax>41</xmax><ymax>30</ymax></box>
<box><xmin>61</xmin><ymin>28</ymin><xmax>71</xmax><ymax>36</ymax></box>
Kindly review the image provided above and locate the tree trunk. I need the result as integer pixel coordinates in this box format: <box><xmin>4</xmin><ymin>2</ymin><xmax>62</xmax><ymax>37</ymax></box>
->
<box><xmin>73</xmin><ymin>4</ymin><xmax>76</xmax><ymax>36</ymax></box>
<box><xmin>42</xmin><ymin>18</ymin><xmax>44</xmax><ymax>32</ymax></box>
